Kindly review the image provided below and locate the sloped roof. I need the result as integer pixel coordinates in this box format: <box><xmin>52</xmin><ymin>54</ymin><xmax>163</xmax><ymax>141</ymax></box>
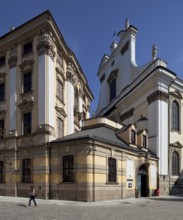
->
<box><xmin>52</xmin><ymin>125</ymin><xmax>157</xmax><ymax>158</ymax></box>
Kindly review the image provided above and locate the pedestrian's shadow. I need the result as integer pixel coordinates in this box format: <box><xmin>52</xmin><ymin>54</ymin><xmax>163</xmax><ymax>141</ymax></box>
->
<box><xmin>16</xmin><ymin>204</ymin><xmax>27</xmax><ymax>207</ymax></box>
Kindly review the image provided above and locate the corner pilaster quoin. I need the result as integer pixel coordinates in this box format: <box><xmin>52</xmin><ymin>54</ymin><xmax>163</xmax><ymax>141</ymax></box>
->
<box><xmin>37</xmin><ymin>29</ymin><xmax>56</xmax><ymax>61</ymax></box>
<box><xmin>8</xmin><ymin>44</ymin><xmax>17</xmax><ymax>69</ymax></box>
<box><xmin>147</xmin><ymin>90</ymin><xmax>169</xmax><ymax>105</ymax></box>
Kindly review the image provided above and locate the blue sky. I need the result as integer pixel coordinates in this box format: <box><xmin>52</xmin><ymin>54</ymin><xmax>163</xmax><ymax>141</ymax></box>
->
<box><xmin>1</xmin><ymin>1</ymin><xmax>183</xmax><ymax>113</ymax></box>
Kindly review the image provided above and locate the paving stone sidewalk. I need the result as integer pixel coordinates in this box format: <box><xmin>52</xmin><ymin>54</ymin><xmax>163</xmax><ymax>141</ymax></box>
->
<box><xmin>0</xmin><ymin>196</ymin><xmax>183</xmax><ymax>220</ymax></box>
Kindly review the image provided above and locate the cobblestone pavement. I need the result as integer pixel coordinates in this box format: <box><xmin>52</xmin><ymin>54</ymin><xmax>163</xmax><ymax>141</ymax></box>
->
<box><xmin>0</xmin><ymin>196</ymin><xmax>183</xmax><ymax>220</ymax></box>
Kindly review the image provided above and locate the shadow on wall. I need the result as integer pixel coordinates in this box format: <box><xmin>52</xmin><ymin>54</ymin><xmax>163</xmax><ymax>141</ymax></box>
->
<box><xmin>169</xmin><ymin>169</ymin><xmax>183</xmax><ymax>195</ymax></box>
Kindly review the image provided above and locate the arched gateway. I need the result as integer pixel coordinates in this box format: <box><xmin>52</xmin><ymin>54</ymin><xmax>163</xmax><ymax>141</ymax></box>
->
<box><xmin>137</xmin><ymin>164</ymin><xmax>149</xmax><ymax>197</ymax></box>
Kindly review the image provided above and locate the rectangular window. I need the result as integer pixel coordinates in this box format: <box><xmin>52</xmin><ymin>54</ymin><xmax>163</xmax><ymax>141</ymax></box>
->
<box><xmin>23</xmin><ymin>72</ymin><xmax>32</xmax><ymax>93</ymax></box>
<box><xmin>131</xmin><ymin>130</ymin><xmax>136</xmax><ymax>145</ymax></box>
<box><xmin>0</xmin><ymin>56</ymin><xmax>5</xmax><ymax>66</ymax></box>
<box><xmin>108</xmin><ymin>157</ymin><xmax>117</xmax><ymax>183</ymax></box>
<box><xmin>57</xmin><ymin>80</ymin><xmax>63</xmax><ymax>101</ymax></box>
<box><xmin>57</xmin><ymin>117</ymin><xmax>64</xmax><ymax>138</ymax></box>
<box><xmin>23</xmin><ymin>42</ymin><xmax>32</xmax><ymax>55</ymax></box>
<box><xmin>0</xmin><ymin>120</ymin><xmax>4</xmax><ymax>139</ymax></box>
<box><xmin>0</xmin><ymin>161</ymin><xmax>4</xmax><ymax>182</ymax></box>
<box><xmin>22</xmin><ymin>159</ymin><xmax>31</xmax><ymax>183</ymax></box>
<box><xmin>0</xmin><ymin>83</ymin><xmax>5</xmax><ymax>101</ymax></box>
<box><xmin>63</xmin><ymin>155</ymin><xmax>74</xmax><ymax>182</ymax></box>
<box><xmin>143</xmin><ymin>135</ymin><xmax>147</xmax><ymax>148</ymax></box>
<box><xmin>23</xmin><ymin>113</ymin><xmax>32</xmax><ymax>135</ymax></box>
<box><xmin>110</xmin><ymin>79</ymin><xmax>116</xmax><ymax>101</ymax></box>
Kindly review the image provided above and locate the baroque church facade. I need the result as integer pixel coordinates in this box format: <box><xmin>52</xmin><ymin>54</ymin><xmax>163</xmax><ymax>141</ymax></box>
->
<box><xmin>95</xmin><ymin>19</ymin><xmax>183</xmax><ymax>197</ymax></box>
<box><xmin>0</xmin><ymin>11</ymin><xmax>182</xmax><ymax>201</ymax></box>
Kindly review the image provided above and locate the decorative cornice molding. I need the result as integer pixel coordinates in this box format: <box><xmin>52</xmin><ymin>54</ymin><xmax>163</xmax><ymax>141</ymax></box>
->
<box><xmin>8</xmin><ymin>55</ymin><xmax>17</xmax><ymax>69</ymax></box>
<box><xmin>55</xmin><ymin>67</ymin><xmax>65</xmax><ymax>81</ymax></box>
<box><xmin>19</xmin><ymin>60</ymin><xmax>34</xmax><ymax>71</ymax></box>
<box><xmin>55</xmin><ymin>106</ymin><xmax>67</xmax><ymax>118</ymax></box>
<box><xmin>147</xmin><ymin>90</ymin><xmax>168</xmax><ymax>105</ymax></box>
<box><xmin>18</xmin><ymin>99</ymin><xmax>35</xmax><ymax>112</ymax></box>
<box><xmin>120</xmin><ymin>108</ymin><xmax>134</xmax><ymax>121</ymax></box>
<box><xmin>170</xmin><ymin>141</ymin><xmax>183</xmax><ymax>149</ymax></box>
<box><xmin>37</xmin><ymin>40</ymin><xmax>56</xmax><ymax>61</ymax></box>
<box><xmin>170</xmin><ymin>91</ymin><xmax>183</xmax><ymax>100</ymax></box>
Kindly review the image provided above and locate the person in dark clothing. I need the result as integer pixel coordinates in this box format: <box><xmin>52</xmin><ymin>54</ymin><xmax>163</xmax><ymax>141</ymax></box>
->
<box><xmin>28</xmin><ymin>186</ymin><xmax>37</xmax><ymax>206</ymax></box>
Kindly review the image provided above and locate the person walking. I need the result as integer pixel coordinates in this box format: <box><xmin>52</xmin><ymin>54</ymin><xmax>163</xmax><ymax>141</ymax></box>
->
<box><xmin>28</xmin><ymin>186</ymin><xmax>37</xmax><ymax>206</ymax></box>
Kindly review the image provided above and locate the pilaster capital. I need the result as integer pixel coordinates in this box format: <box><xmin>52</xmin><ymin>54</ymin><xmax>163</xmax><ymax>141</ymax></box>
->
<box><xmin>147</xmin><ymin>90</ymin><xmax>168</xmax><ymax>105</ymax></box>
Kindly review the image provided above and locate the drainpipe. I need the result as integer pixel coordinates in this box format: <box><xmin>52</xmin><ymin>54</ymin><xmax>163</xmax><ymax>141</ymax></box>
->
<box><xmin>168</xmin><ymin>78</ymin><xmax>176</xmax><ymax>194</ymax></box>
<box><xmin>92</xmin><ymin>140</ymin><xmax>95</xmax><ymax>202</ymax></box>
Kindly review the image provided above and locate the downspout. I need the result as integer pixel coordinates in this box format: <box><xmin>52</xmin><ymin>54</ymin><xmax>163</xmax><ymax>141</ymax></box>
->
<box><xmin>92</xmin><ymin>140</ymin><xmax>95</xmax><ymax>202</ymax></box>
<box><xmin>46</xmin><ymin>142</ymin><xmax>51</xmax><ymax>199</ymax></box>
<box><xmin>168</xmin><ymin>78</ymin><xmax>176</xmax><ymax>194</ymax></box>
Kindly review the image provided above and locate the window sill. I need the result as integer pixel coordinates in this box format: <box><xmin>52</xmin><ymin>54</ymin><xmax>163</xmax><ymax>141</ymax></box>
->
<box><xmin>106</xmin><ymin>182</ymin><xmax>119</xmax><ymax>185</ymax></box>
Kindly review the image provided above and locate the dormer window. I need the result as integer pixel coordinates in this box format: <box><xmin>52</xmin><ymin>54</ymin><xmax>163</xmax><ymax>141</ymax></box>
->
<box><xmin>107</xmin><ymin>69</ymin><xmax>118</xmax><ymax>102</ymax></box>
<box><xmin>143</xmin><ymin>135</ymin><xmax>147</xmax><ymax>148</ymax></box>
<box><xmin>131</xmin><ymin>130</ymin><xmax>136</xmax><ymax>145</ymax></box>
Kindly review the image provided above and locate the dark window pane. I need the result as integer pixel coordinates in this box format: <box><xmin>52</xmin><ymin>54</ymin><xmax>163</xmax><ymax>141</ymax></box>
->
<box><xmin>0</xmin><ymin>120</ymin><xmax>4</xmax><ymax>139</ymax></box>
<box><xmin>0</xmin><ymin>161</ymin><xmax>4</xmax><ymax>182</ymax></box>
<box><xmin>172</xmin><ymin>151</ymin><xmax>179</xmax><ymax>176</ymax></box>
<box><xmin>0</xmin><ymin>56</ymin><xmax>5</xmax><ymax>66</ymax></box>
<box><xmin>172</xmin><ymin>101</ymin><xmax>179</xmax><ymax>131</ymax></box>
<box><xmin>131</xmin><ymin>130</ymin><xmax>136</xmax><ymax>145</ymax></box>
<box><xmin>22</xmin><ymin>159</ymin><xmax>31</xmax><ymax>183</ymax></box>
<box><xmin>23</xmin><ymin>72</ymin><xmax>32</xmax><ymax>93</ymax></box>
<box><xmin>0</xmin><ymin>83</ymin><xmax>5</xmax><ymax>101</ymax></box>
<box><xmin>57</xmin><ymin>80</ymin><xmax>63</xmax><ymax>101</ymax></box>
<box><xmin>110</xmin><ymin>79</ymin><xmax>116</xmax><ymax>101</ymax></box>
<box><xmin>23</xmin><ymin>42</ymin><xmax>32</xmax><ymax>54</ymax></box>
<box><xmin>143</xmin><ymin>135</ymin><xmax>147</xmax><ymax>148</ymax></box>
<box><xmin>63</xmin><ymin>155</ymin><xmax>74</xmax><ymax>182</ymax></box>
<box><xmin>24</xmin><ymin>113</ymin><xmax>31</xmax><ymax>135</ymax></box>
<box><xmin>108</xmin><ymin>157</ymin><xmax>116</xmax><ymax>183</ymax></box>
<box><xmin>57</xmin><ymin>117</ymin><xmax>64</xmax><ymax>138</ymax></box>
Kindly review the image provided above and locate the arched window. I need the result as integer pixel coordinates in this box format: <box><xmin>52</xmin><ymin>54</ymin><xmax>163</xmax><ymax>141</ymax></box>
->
<box><xmin>172</xmin><ymin>151</ymin><xmax>179</xmax><ymax>176</ymax></box>
<box><xmin>172</xmin><ymin>100</ymin><xmax>180</xmax><ymax>131</ymax></box>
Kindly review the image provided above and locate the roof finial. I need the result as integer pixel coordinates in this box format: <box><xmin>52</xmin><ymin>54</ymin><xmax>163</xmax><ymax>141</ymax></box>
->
<box><xmin>125</xmin><ymin>18</ymin><xmax>130</xmax><ymax>30</ymax></box>
<box><xmin>152</xmin><ymin>44</ymin><xmax>157</xmax><ymax>60</ymax></box>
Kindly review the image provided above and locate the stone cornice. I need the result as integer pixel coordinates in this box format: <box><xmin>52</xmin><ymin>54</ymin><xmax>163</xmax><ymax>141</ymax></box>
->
<box><xmin>147</xmin><ymin>90</ymin><xmax>168</xmax><ymax>105</ymax></box>
<box><xmin>120</xmin><ymin>108</ymin><xmax>134</xmax><ymax>121</ymax></box>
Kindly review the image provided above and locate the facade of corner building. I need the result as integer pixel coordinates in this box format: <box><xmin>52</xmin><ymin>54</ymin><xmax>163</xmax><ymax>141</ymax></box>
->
<box><xmin>0</xmin><ymin>11</ymin><xmax>93</xmax><ymax>199</ymax></box>
<box><xmin>0</xmin><ymin>12</ymin><xmax>181</xmax><ymax>202</ymax></box>
<box><xmin>95</xmin><ymin>19</ymin><xmax>183</xmax><ymax>197</ymax></box>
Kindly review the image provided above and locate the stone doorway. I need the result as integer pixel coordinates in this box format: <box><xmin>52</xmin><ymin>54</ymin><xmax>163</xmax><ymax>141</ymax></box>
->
<box><xmin>137</xmin><ymin>164</ymin><xmax>148</xmax><ymax>197</ymax></box>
